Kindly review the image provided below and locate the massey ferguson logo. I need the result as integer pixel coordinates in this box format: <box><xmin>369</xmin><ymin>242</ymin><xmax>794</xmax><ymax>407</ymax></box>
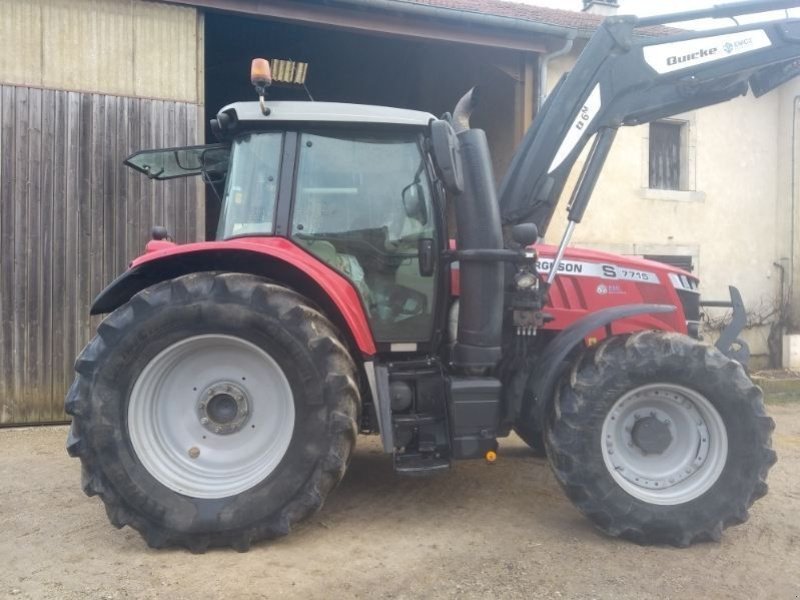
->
<box><xmin>666</xmin><ymin>47</ymin><xmax>717</xmax><ymax>66</ymax></box>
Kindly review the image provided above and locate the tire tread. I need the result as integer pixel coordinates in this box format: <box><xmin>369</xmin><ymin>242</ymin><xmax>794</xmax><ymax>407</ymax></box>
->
<box><xmin>66</xmin><ymin>272</ymin><xmax>359</xmax><ymax>551</ymax></box>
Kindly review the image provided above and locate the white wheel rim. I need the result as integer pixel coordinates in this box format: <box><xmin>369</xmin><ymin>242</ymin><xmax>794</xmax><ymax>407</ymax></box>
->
<box><xmin>128</xmin><ymin>334</ymin><xmax>295</xmax><ymax>499</ymax></box>
<box><xmin>601</xmin><ymin>383</ymin><xmax>728</xmax><ymax>506</ymax></box>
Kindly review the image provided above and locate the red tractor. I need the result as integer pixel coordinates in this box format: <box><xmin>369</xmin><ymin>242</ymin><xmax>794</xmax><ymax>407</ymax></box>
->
<box><xmin>67</xmin><ymin>2</ymin><xmax>798</xmax><ymax>551</ymax></box>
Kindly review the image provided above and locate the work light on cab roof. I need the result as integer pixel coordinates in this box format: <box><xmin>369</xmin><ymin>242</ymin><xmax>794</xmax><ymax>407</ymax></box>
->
<box><xmin>251</xmin><ymin>58</ymin><xmax>272</xmax><ymax>115</ymax></box>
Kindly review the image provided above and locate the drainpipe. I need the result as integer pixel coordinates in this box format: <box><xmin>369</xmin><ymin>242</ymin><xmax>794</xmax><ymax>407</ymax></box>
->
<box><xmin>537</xmin><ymin>36</ymin><xmax>575</xmax><ymax>110</ymax></box>
<box><xmin>790</xmin><ymin>95</ymin><xmax>798</xmax><ymax>324</ymax></box>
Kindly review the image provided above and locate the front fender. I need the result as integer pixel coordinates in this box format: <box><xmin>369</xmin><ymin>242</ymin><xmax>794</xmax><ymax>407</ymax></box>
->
<box><xmin>92</xmin><ymin>238</ymin><xmax>377</xmax><ymax>356</ymax></box>
<box><xmin>522</xmin><ymin>304</ymin><xmax>676</xmax><ymax>422</ymax></box>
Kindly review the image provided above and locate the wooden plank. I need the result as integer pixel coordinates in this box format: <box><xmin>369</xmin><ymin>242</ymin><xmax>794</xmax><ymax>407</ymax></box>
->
<box><xmin>12</xmin><ymin>86</ymin><xmax>30</xmax><ymax>425</ymax></box>
<box><xmin>127</xmin><ymin>97</ymin><xmax>142</xmax><ymax>263</ymax></box>
<box><xmin>115</xmin><ymin>96</ymin><xmax>130</xmax><ymax>277</ymax></box>
<box><xmin>151</xmin><ymin>101</ymin><xmax>166</xmax><ymax>234</ymax></box>
<box><xmin>166</xmin><ymin>101</ymin><xmax>181</xmax><ymax>242</ymax></box>
<box><xmin>76</xmin><ymin>93</ymin><xmax>93</xmax><ymax>356</ymax></box>
<box><xmin>24</xmin><ymin>87</ymin><xmax>44</xmax><ymax>422</ymax></box>
<box><xmin>186</xmin><ymin>103</ymin><xmax>198</xmax><ymax>242</ymax></box>
<box><xmin>0</xmin><ymin>86</ymin><xmax>14</xmax><ymax>423</ymax></box>
<box><xmin>62</xmin><ymin>91</ymin><xmax>82</xmax><ymax>396</ymax></box>
<box><xmin>89</xmin><ymin>94</ymin><xmax>105</xmax><ymax>307</ymax></box>
<box><xmin>50</xmin><ymin>89</ymin><xmax>69</xmax><ymax>418</ymax></box>
<box><xmin>186</xmin><ymin>104</ymin><xmax>201</xmax><ymax>240</ymax></box>
<box><xmin>40</xmin><ymin>89</ymin><xmax>56</xmax><ymax>420</ymax></box>
<box><xmin>102</xmin><ymin>94</ymin><xmax>116</xmax><ymax>285</ymax></box>
<box><xmin>138</xmin><ymin>99</ymin><xmax>154</xmax><ymax>255</ymax></box>
<box><xmin>38</xmin><ymin>90</ymin><xmax>56</xmax><ymax>421</ymax></box>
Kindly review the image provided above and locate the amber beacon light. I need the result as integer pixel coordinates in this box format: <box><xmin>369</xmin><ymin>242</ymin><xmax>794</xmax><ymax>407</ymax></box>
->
<box><xmin>251</xmin><ymin>58</ymin><xmax>272</xmax><ymax>115</ymax></box>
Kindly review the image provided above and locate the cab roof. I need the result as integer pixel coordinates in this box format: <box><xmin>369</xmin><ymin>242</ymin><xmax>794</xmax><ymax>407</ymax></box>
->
<box><xmin>218</xmin><ymin>101</ymin><xmax>436</xmax><ymax>128</ymax></box>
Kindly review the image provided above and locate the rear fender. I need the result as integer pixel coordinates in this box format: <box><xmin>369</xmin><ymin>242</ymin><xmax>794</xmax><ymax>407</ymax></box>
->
<box><xmin>520</xmin><ymin>304</ymin><xmax>676</xmax><ymax>423</ymax></box>
<box><xmin>91</xmin><ymin>239</ymin><xmax>377</xmax><ymax>356</ymax></box>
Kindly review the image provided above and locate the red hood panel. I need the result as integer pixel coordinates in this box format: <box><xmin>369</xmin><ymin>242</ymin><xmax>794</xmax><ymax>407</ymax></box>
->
<box><xmin>534</xmin><ymin>244</ymin><xmax>690</xmax><ymax>334</ymax></box>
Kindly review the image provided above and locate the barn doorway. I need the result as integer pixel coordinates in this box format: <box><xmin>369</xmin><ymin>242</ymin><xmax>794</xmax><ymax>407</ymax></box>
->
<box><xmin>202</xmin><ymin>10</ymin><xmax>526</xmax><ymax>238</ymax></box>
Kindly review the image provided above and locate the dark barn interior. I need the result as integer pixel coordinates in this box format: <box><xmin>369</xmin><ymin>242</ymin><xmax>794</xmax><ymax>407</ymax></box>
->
<box><xmin>203</xmin><ymin>11</ymin><xmax>525</xmax><ymax>236</ymax></box>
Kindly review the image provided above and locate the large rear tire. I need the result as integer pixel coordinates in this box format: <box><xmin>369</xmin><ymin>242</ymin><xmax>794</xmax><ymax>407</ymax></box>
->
<box><xmin>66</xmin><ymin>272</ymin><xmax>359</xmax><ymax>552</ymax></box>
<box><xmin>545</xmin><ymin>330</ymin><xmax>776</xmax><ymax>547</ymax></box>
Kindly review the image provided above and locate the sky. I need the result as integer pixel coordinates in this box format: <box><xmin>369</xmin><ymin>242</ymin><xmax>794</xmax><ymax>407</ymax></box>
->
<box><xmin>513</xmin><ymin>0</ymin><xmax>800</xmax><ymax>28</ymax></box>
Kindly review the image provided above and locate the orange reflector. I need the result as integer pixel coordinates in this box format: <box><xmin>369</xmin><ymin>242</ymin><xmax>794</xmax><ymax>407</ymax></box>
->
<box><xmin>485</xmin><ymin>450</ymin><xmax>497</xmax><ymax>463</ymax></box>
<box><xmin>251</xmin><ymin>58</ymin><xmax>272</xmax><ymax>88</ymax></box>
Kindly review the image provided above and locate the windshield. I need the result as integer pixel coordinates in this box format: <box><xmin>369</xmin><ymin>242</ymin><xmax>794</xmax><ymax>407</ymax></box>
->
<box><xmin>216</xmin><ymin>133</ymin><xmax>283</xmax><ymax>239</ymax></box>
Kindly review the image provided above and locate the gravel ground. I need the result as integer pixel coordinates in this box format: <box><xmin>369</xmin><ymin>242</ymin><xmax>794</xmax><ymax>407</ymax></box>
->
<box><xmin>1</xmin><ymin>402</ymin><xmax>799</xmax><ymax>600</ymax></box>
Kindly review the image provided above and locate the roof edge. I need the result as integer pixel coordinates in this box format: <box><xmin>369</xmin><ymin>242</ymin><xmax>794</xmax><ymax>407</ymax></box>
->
<box><xmin>330</xmin><ymin>0</ymin><xmax>585</xmax><ymax>38</ymax></box>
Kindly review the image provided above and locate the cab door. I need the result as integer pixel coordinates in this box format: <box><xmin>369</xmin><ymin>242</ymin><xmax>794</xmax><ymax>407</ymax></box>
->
<box><xmin>289</xmin><ymin>129</ymin><xmax>440</xmax><ymax>345</ymax></box>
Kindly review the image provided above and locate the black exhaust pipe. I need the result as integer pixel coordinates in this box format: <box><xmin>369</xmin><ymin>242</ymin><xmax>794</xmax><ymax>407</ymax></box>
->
<box><xmin>451</xmin><ymin>89</ymin><xmax>504</xmax><ymax>369</ymax></box>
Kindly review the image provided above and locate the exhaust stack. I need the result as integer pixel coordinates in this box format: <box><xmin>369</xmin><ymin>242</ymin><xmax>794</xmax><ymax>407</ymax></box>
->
<box><xmin>449</xmin><ymin>89</ymin><xmax>504</xmax><ymax>369</ymax></box>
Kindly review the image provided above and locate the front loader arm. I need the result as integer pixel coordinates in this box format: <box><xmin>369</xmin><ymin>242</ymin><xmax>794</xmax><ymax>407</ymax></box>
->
<box><xmin>499</xmin><ymin>0</ymin><xmax>800</xmax><ymax>234</ymax></box>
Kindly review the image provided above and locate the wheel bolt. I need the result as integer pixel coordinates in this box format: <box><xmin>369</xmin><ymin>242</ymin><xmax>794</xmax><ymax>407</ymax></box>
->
<box><xmin>200</xmin><ymin>417</ymin><xmax>209</xmax><ymax>425</ymax></box>
<box><xmin>188</xmin><ymin>446</ymin><xmax>200</xmax><ymax>459</ymax></box>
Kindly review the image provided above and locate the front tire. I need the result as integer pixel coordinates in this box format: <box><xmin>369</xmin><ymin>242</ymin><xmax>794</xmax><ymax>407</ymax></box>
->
<box><xmin>545</xmin><ymin>330</ymin><xmax>776</xmax><ymax>547</ymax></box>
<box><xmin>513</xmin><ymin>422</ymin><xmax>546</xmax><ymax>456</ymax></box>
<box><xmin>66</xmin><ymin>272</ymin><xmax>359</xmax><ymax>552</ymax></box>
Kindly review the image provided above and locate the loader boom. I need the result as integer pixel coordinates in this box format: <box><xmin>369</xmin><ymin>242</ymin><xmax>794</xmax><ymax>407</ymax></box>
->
<box><xmin>499</xmin><ymin>0</ymin><xmax>800</xmax><ymax>234</ymax></box>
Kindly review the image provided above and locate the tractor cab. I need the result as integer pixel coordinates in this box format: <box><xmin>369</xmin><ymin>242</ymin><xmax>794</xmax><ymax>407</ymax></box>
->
<box><xmin>126</xmin><ymin>100</ymin><xmax>443</xmax><ymax>345</ymax></box>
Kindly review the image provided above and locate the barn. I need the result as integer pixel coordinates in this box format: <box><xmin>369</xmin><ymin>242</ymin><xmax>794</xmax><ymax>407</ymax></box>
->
<box><xmin>0</xmin><ymin>0</ymin><xmax>605</xmax><ymax>424</ymax></box>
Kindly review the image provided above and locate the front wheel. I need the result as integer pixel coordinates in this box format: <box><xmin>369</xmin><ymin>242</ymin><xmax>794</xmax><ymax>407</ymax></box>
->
<box><xmin>66</xmin><ymin>273</ymin><xmax>359</xmax><ymax>552</ymax></box>
<box><xmin>545</xmin><ymin>331</ymin><xmax>776</xmax><ymax>547</ymax></box>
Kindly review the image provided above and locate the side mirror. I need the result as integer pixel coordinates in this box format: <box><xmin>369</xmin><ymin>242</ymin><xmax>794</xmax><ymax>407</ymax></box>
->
<box><xmin>430</xmin><ymin>119</ymin><xmax>464</xmax><ymax>194</ymax></box>
<box><xmin>402</xmin><ymin>182</ymin><xmax>428</xmax><ymax>226</ymax></box>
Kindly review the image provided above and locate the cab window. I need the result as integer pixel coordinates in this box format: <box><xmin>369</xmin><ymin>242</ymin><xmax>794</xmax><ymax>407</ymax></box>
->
<box><xmin>291</xmin><ymin>131</ymin><xmax>437</xmax><ymax>343</ymax></box>
<box><xmin>217</xmin><ymin>133</ymin><xmax>283</xmax><ymax>239</ymax></box>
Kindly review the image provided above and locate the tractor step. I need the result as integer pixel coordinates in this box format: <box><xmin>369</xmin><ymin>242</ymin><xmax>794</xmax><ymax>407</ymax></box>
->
<box><xmin>394</xmin><ymin>453</ymin><xmax>451</xmax><ymax>476</ymax></box>
<box><xmin>392</xmin><ymin>413</ymin><xmax>440</xmax><ymax>426</ymax></box>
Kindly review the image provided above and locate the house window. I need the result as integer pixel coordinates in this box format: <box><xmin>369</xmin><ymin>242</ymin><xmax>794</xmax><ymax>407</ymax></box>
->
<box><xmin>644</xmin><ymin>254</ymin><xmax>693</xmax><ymax>273</ymax></box>
<box><xmin>649</xmin><ymin>121</ymin><xmax>685</xmax><ymax>190</ymax></box>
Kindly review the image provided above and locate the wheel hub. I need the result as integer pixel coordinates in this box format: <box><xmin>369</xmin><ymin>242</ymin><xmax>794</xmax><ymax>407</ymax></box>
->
<box><xmin>198</xmin><ymin>383</ymin><xmax>250</xmax><ymax>435</ymax></box>
<box><xmin>630</xmin><ymin>414</ymin><xmax>673</xmax><ymax>455</ymax></box>
<box><xmin>601</xmin><ymin>383</ymin><xmax>728</xmax><ymax>505</ymax></box>
<box><xmin>128</xmin><ymin>334</ymin><xmax>296</xmax><ymax>499</ymax></box>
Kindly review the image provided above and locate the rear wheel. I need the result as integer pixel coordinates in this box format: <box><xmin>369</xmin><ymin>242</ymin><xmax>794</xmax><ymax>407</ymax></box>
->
<box><xmin>66</xmin><ymin>272</ymin><xmax>359</xmax><ymax>552</ymax></box>
<box><xmin>545</xmin><ymin>331</ymin><xmax>776</xmax><ymax>546</ymax></box>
